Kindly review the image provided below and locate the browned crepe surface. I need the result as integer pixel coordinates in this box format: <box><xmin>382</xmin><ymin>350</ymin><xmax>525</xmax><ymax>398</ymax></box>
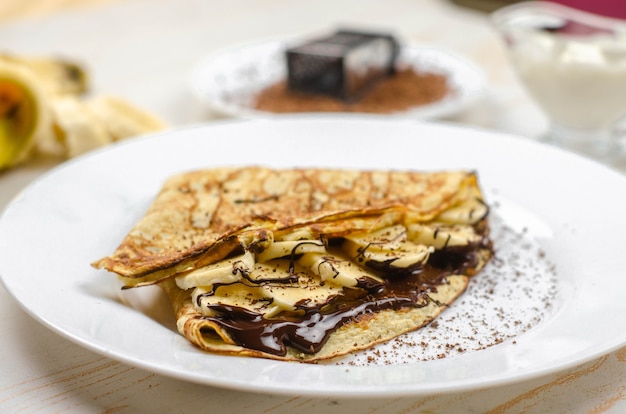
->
<box><xmin>93</xmin><ymin>167</ymin><xmax>479</xmax><ymax>286</ymax></box>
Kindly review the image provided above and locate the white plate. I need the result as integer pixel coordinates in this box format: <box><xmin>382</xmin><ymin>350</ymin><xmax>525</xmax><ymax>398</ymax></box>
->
<box><xmin>1</xmin><ymin>116</ymin><xmax>625</xmax><ymax>397</ymax></box>
<box><xmin>189</xmin><ymin>38</ymin><xmax>486</xmax><ymax>119</ymax></box>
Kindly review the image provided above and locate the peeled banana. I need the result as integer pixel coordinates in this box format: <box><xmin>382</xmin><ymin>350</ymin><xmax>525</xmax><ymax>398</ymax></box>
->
<box><xmin>50</xmin><ymin>96</ymin><xmax>112</xmax><ymax>158</ymax></box>
<box><xmin>0</xmin><ymin>53</ymin><xmax>167</xmax><ymax>170</ymax></box>
<box><xmin>86</xmin><ymin>96</ymin><xmax>168</xmax><ymax>142</ymax></box>
<box><xmin>42</xmin><ymin>95</ymin><xmax>168</xmax><ymax>159</ymax></box>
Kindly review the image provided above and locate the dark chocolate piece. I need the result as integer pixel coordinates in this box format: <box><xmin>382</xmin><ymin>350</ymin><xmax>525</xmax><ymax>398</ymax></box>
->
<box><xmin>286</xmin><ymin>29</ymin><xmax>399</xmax><ymax>101</ymax></box>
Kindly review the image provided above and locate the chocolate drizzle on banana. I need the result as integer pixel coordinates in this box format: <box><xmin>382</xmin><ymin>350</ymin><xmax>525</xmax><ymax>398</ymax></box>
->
<box><xmin>178</xmin><ymin>209</ymin><xmax>490</xmax><ymax>357</ymax></box>
<box><xmin>194</xmin><ymin>226</ymin><xmax>489</xmax><ymax>356</ymax></box>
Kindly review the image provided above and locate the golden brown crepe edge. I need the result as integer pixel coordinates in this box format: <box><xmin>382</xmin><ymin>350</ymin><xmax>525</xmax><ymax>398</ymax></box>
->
<box><xmin>92</xmin><ymin>167</ymin><xmax>484</xmax><ymax>287</ymax></box>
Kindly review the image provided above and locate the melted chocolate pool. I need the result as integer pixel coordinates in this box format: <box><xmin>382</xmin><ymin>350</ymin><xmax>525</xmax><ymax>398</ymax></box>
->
<box><xmin>198</xmin><ymin>227</ymin><xmax>491</xmax><ymax>357</ymax></box>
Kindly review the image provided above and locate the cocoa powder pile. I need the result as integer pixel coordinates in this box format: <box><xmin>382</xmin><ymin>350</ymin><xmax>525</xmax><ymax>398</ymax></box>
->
<box><xmin>253</xmin><ymin>68</ymin><xmax>450</xmax><ymax>114</ymax></box>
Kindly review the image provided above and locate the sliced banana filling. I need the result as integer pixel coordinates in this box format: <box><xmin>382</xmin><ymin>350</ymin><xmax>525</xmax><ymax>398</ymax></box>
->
<box><xmin>298</xmin><ymin>252</ymin><xmax>384</xmax><ymax>288</ymax></box>
<box><xmin>407</xmin><ymin>223</ymin><xmax>482</xmax><ymax>249</ymax></box>
<box><xmin>255</xmin><ymin>239</ymin><xmax>326</xmax><ymax>262</ymax></box>
<box><xmin>342</xmin><ymin>224</ymin><xmax>433</xmax><ymax>273</ymax></box>
<box><xmin>175</xmin><ymin>251</ymin><xmax>255</xmax><ymax>289</ymax></box>
<box><xmin>176</xmin><ymin>211</ymin><xmax>485</xmax><ymax>321</ymax></box>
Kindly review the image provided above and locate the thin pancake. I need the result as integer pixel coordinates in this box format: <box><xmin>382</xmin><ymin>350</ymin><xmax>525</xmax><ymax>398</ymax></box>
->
<box><xmin>93</xmin><ymin>167</ymin><xmax>492</xmax><ymax>362</ymax></box>
<box><xmin>92</xmin><ymin>167</ymin><xmax>482</xmax><ymax>287</ymax></box>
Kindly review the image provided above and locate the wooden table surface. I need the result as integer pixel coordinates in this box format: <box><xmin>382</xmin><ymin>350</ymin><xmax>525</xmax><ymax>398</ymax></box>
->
<box><xmin>0</xmin><ymin>0</ymin><xmax>624</xmax><ymax>413</ymax></box>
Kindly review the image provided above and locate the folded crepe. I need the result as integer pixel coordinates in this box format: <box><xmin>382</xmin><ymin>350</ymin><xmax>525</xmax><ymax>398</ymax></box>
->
<box><xmin>93</xmin><ymin>167</ymin><xmax>492</xmax><ymax>362</ymax></box>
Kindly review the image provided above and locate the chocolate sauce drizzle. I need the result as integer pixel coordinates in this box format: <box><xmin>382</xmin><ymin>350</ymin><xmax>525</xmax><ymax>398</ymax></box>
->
<box><xmin>198</xmin><ymin>222</ymin><xmax>491</xmax><ymax>357</ymax></box>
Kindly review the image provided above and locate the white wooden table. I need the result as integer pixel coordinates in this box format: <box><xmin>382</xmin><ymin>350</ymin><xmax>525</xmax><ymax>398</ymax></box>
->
<box><xmin>0</xmin><ymin>0</ymin><xmax>624</xmax><ymax>412</ymax></box>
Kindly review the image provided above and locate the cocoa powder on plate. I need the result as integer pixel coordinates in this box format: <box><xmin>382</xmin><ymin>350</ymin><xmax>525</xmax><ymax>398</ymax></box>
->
<box><xmin>253</xmin><ymin>68</ymin><xmax>450</xmax><ymax>113</ymax></box>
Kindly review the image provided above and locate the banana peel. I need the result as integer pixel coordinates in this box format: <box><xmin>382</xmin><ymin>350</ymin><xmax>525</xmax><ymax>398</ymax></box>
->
<box><xmin>0</xmin><ymin>60</ymin><xmax>52</xmax><ymax>170</ymax></box>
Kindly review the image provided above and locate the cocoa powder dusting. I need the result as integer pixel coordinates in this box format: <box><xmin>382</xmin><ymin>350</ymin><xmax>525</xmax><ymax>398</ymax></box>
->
<box><xmin>253</xmin><ymin>68</ymin><xmax>450</xmax><ymax>114</ymax></box>
<box><xmin>333</xmin><ymin>196</ymin><xmax>560</xmax><ymax>367</ymax></box>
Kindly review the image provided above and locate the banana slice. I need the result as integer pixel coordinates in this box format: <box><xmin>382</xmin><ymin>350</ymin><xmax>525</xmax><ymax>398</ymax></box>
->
<box><xmin>194</xmin><ymin>260</ymin><xmax>344</xmax><ymax>318</ymax></box>
<box><xmin>0</xmin><ymin>54</ymin><xmax>88</xmax><ymax>96</ymax></box>
<box><xmin>407</xmin><ymin>223</ymin><xmax>481</xmax><ymax>249</ymax></box>
<box><xmin>255</xmin><ymin>239</ymin><xmax>326</xmax><ymax>262</ymax></box>
<box><xmin>175</xmin><ymin>251</ymin><xmax>255</xmax><ymax>290</ymax></box>
<box><xmin>245</xmin><ymin>260</ymin><xmax>298</xmax><ymax>284</ymax></box>
<box><xmin>44</xmin><ymin>95</ymin><xmax>168</xmax><ymax>158</ymax></box>
<box><xmin>342</xmin><ymin>225</ymin><xmax>432</xmax><ymax>273</ymax></box>
<box><xmin>261</xmin><ymin>278</ymin><xmax>342</xmax><ymax>317</ymax></box>
<box><xmin>49</xmin><ymin>96</ymin><xmax>111</xmax><ymax>158</ymax></box>
<box><xmin>193</xmin><ymin>283</ymin><xmax>272</xmax><ymax>317</ymax></box>
<box><xmin>298</xmin><ymin>252</ymin><xmax>384</xmax><ymax>288</ymax></box>
<box><xmin>254</xmin><ymin>260</ymin><xmax>343</xmax><ymax>315</ymax></box>
<box><xmin>435</xmin><ymin>197</ymin><xmax>488</xmax><ymax>225</ymax></box>
<box><xmin>86</xmin><ymin>96</ymin><xmax>167</xmax><ymax>142</ymax></box>
<box><xmin>0</xmin><ymin>61</ymin><xmax>50</xmax><ymax>170</ymax></box>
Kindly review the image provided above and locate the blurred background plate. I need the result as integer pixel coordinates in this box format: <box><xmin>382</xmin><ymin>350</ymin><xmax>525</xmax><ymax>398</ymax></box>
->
<box><xmin>189</xmin><ymin>38</ymin><xmax>486</xmax><ymax>120</ymax></box>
